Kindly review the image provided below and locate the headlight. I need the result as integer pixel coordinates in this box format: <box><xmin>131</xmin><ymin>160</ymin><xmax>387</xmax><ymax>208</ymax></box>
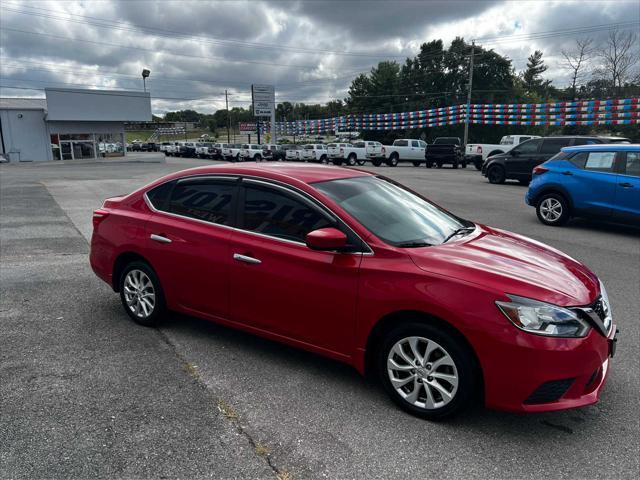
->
<box><xmin>496</xmin><ymin>295</ymin><xmax>590</xmax><ymax>337</ymax></box>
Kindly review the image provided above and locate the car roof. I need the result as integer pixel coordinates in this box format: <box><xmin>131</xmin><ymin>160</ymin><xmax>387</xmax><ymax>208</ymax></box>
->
<box><xmin>159</xmin><ymin>162</ymin><xmax>373</xmax><ymax>184</ymax></box>
<box><xmin>562</xmin><ymin>143</ymin><xmax>640</xmax><ymax>153</ymax></box>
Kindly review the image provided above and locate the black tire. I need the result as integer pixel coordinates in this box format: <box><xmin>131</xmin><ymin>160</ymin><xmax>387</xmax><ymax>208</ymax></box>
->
<box><xmin>235</xmin><ymin>154</ymin><xmax>240</xmax><ymax>162</ymax></box>
<box><xmin>333</xmin><ymin>158</ymin><xmax>343</xmax><ymax>166</ymax></box>
<box><xmin>425</xmin><ymin>161</ymin><xmax>434</xmax><ymax>168</ymax></box>
<box><xmin>377</xmin><ymin>321</ymin><xmax>478</xmax><ymax>420</ymax></box>
<box><xmin>461</xmin><ymin>160</ymin><xmax>467</xmax><ymax>168</ymax></box>
<box><xmin>436</xmin><ymin>161</ymin><xmax>443</xmax><ymax>168</ymax></box>
<box><xmin>487</xmin><ymin>165</ymin><xmax>506</xmax><ymax>184</ymax></box>
<box><xmin>119</xmin><ymin>261</ymin><xmax>167</xmax><ymax>327</ymax></box>
<box><xmin>452</xmin><ymin>160</ymin><xmax>458</xmax><ymax>169</ymax></box>
<box><xmin>254</xmin><ymin>154</ymin><xmax>262</xmax><ymax>162</ymax></box>
<box><xmin>412</xmin><ymin>161</ymin><xmax>421</xmax><ymax>167</ymax></box>
<box><xmin>386</xmin><ymin>154</ymin><xmax>399</xmax><ymax>167</ymax></box>
<box><xmin>536</xmin><ymin>193</ymin><xmax>570</xmax><ymax>226</ymax></box>
<box><xmin>347</xmin><ymin>154</ymin><xmax>357</xmax><ymax>166</ymax></box>
<box><xmin>473</xmin><ymin>159</ymin><xmax>483</xmax><ymax>171</ymax></box>
<box><xmin>371</xmin><ymin>159</ymin><xmax>382</xmax><ymax>167</ymax></box>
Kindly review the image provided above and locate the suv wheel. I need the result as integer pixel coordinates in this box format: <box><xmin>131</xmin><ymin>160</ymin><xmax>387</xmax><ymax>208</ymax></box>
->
<box><xmin>378</xmin><ymin>322</ymin><xmax>477</xmax><ymax>420</ymax></box>
<box><xmin>536</xmin><ymin>193</ymin><xmax>570</xmax><ymax>226</ymax></box>
<box><xmin>119</xmin><ymin>261</ymin><xmax>166</xmax><ymax>327</ymax></box>
<box><xmin>386</xmin><ymin>154</ymin><xmax>399</xmax><ymax>167</ymax></box>
<box><xmin>487</xmin><ymin>165</ymin><xmax>506</xmax><ymax>184</ymax></box>
<box><xmin>347</xmin><ymin>154</ymin><xmax>357</xmax><ymax>166</ymax></box>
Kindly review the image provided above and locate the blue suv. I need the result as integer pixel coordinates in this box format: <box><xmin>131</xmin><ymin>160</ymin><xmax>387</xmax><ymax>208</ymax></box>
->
<box><xmin>525</xmin><ymin>144</ymin><xmax>640</xmax><ymax>226</ymax></box>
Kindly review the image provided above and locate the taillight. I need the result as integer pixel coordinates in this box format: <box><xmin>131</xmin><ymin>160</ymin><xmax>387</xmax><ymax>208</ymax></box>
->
<box><xmin>476</xmin><ymin>146</ymin><xmax>482</xmax><ymax>153</ymax></box>
<box><xmin>92</xmin><ymin>209</ymin><xmax>109</xmax><ymax>229</ymax></box>
<box><xmin>340</xmin><ymin>148</ymin><xmax>344</xmax><ymax>154</ymax></box>
<box><xmin>533</xmin><ymin>166</ymin><xmax>549</xmax><ymax>175</ymax></box>
<box><xmin>381</xmin><ymin>147</ymin><xmax>386</xmax><ymax>154</ymax></box>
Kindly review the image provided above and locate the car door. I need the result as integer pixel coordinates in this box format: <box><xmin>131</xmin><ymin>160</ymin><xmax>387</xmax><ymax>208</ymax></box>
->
<box><xmin>144</xmin><ymin>176</ymin><xmax>237</xmax><ymax>319</ymax></box>
<box><xmin>506</xmin><ymin>138</ymin><xmax>542</xmax><ymax>177</ymax></box>
<box><xmin>566</xmin><ymin>150</ymin><xmax>619</xmax><ymax>218</ymax></box>
<box><xmin>228</xmin><ymin>179</ymin><xmax>363</xmax><ymax>356</ymax></box>
<box><xmin>613</xmin><ymin>150</ymin><xmax>640</xmax><ymax>223</ymax></box>
<box><xmin>410</xmin><ymin>140</ymin><xmax>422</xmax><ymax>160</ymax></box>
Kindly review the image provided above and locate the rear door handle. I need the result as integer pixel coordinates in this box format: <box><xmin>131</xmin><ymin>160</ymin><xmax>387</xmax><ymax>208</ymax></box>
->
<box><xmin>619</xmin><ymin>182</ymin><xmax>633</xmax><ymax>188</ymax></box>
<box><xmin>150</xmin><ymin>234</ymin><xmax>172</xmax><ymax>244</ymax></box>
<box><xmin>233</xmin><ymin>253</ymin><xmax>261</xmax><ymax>265</ymax></box>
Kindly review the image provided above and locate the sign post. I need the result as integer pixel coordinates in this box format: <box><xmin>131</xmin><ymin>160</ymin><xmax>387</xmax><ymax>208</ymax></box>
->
<box><xmin>251</xmin><ymin>84</ymin><xmax>276</xmax><ymax>144</ymax></box>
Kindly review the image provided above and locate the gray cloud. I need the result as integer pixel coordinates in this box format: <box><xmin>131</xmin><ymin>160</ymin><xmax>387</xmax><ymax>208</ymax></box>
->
<box><xmin>1</xmin><ymin>0</ymin><xmax>638</xmax><ymax>115</ymax></box>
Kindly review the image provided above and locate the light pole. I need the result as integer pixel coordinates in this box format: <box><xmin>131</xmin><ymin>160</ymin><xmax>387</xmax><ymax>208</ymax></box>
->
<box><xmin>142</xmin><ymin>69</ymin><xmax>150</xmax><ymax>92</ymax></box>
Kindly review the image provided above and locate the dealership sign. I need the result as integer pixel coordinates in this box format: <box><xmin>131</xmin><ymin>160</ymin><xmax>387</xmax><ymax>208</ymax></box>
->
<box><xmin>251</xmin><ymin>84</ymin><xmax>275</xmax><ymax>117</ymax></box>
<box><xmin>239</xmin><ymin>122</ymin><xmax>257</xmax><ymax>132</ymax></box>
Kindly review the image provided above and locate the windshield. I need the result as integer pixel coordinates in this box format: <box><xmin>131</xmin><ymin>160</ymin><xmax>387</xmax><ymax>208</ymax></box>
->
<box><xmin>313</xmin><ymin>176</ymin><xmax>471</xmax><ymax>246</ymax></box>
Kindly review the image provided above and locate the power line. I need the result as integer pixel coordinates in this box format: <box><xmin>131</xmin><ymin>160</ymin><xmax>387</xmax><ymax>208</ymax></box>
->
<box><xmin>474</xmin><ymin>21</ymin><xmax>638</xmax><ymax>44</ymax></box>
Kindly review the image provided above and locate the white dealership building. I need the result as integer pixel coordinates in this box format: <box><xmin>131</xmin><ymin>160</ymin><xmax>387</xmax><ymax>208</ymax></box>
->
<box><xmin>0</xmin><ymin>88</ymin><xmax>152</xmax><ymax>162</ymax></box>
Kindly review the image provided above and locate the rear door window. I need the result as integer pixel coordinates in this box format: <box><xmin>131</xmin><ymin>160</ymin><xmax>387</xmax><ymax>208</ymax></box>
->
<box><xmin>513</xmin><ymin>138</ymin><xmax>541</xmax><ymax>154</ymax></box>
<box><xmin>395</xmin><ymin>140</ymin><xmax>408</xmax><ymax>147</ymax></box>
<box><xmin>146</xmin><ymin>181</ymin><xmax>175</xmax><ymax>211</ymax></box>
<box><xmin>411</xmin><ymin>140</ymin><xmax>420</xmax><ymax>147</ymax></box>
<box><xmin>169</xmin><ymin>179</ymin><xmax>235</xmax><ymax>225</ymax></box>
<box><xmin>540</xmin><ymin>138</ymin><xmax>571</xmax><ymax>154</ymax></box>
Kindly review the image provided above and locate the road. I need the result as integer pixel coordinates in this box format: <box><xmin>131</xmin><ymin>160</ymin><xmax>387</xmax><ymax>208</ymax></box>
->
<box><xmin>1</xmin><ymin>154</ymin><xmax>638</xmax><ymax>479</ymax></box>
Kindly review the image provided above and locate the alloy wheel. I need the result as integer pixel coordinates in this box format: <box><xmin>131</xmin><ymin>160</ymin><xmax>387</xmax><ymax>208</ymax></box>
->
<box><xmin>387</xmin><ymin>336</ymin><xmax>459</xmax><ymax>410</ymax></box>
<box><xmin>123</xmin><ymin>269</ymin><xmax>156</xmax><ymax>319</ymax></box>
<box><xmin>539</xmin><ymin>197</ymin><xmax>563</xmax><ymax>222</ymax></box>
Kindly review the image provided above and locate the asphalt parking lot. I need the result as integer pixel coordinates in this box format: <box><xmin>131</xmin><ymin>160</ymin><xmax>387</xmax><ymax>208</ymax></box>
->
<box><xmin>1</xmin><ymin>153</ymin><xmax>638</xmax><ymax>479</ymax></box>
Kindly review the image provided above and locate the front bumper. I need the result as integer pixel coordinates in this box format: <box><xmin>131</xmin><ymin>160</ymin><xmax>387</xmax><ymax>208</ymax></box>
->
<box><xmin>479</xmin><ymin>323</ymin><xmax>618</xmax><ymax>413</ymax></box>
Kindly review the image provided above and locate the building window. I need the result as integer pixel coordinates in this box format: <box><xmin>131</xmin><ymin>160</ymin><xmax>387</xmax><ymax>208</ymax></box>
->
<box><xmin>50</xmin><ymin>134</ymin><xmax>61</xmax><ymax>160</ymax></box>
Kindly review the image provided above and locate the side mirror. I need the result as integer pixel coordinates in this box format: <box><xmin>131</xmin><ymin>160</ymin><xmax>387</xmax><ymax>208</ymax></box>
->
<box><xmin>306</xmin><ymin>228</ymin><xmax>347</xmax><ymax>251</ymax></box>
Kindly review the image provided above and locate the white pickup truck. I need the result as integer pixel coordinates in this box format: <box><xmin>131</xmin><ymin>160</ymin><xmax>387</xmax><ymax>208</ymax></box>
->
<box><xmin>239</xmin><ymin>144</ymin><xmax>264</xmax><ymax>161</ymax></box>
<box><xmin>302</xmin><ymin>144</ymin><xmax>328</xmax><ymax>163</ymax></box>
<box><xmin>195</xmin><ymin>142</ymin><xmax>213</xmax><ymax>158</ymax></box>
<box><xmin>222</xmin><ymin>144</ymin><xmax>242</xmax><ymax>161</ymax></box>
<box><xmin>380</xmin><ymin>139</ymin><xmax>427</xmax><ymax>167</ymax></box>
<box><xmin>465</xmin><ymin>135</ymin><xmax>540</xmax><ymax>170</ymax></box>
<box><xmin>285</xmin><ymin>146</ymin><xmax>304</xmax><ymax>161</ymax></box>
<box><xmin>328</xmin><ymin>141</ymin><xmax>383</xmax><ymax>166</ymax></box>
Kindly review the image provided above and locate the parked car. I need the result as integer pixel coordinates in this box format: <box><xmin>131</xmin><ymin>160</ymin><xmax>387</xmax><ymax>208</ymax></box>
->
<box><xmin>425</xmin><ymin>137</ymin><xmax>464</xmax><ymax>168</ymax></box>
<box><xmin>130</xmin><ymin>141</ymin><xmax>143</xmax><ymax>152</ymax></box>
<box><xmin>466</xmin><ymin>135</ymin><xmax>540</xmax><ymax>170</ymax></box>
<box><xmin>195</xmin><ymin>142</ymin><xmax>213</xmax><ymax>158</ymax></box>
<box><xmin>302</xmin><ymin>144</ymin><xmax>329</xmax><ymax>163</ymax></box>
<box><xmin>177</xmin><ymin>142</ymin><xmax>198</xmax><ymax>158</ymax></box>
<box><xmin>381</xmin><ymin>139</ymin><xmax>428</xmax><ymax>167</ymax></box>
<box><xmin>482</xmin><ymin>136</ymin><xmax>631</xmax><ymax>185</ymax></box>
<box><xmin>159</xmin><ymin>142</ymin><xmax>172</xmax><ymax>154</ymax></box>
<box><xmin>525</xmin><ymin>144</ymin><xmax>640</xmax><ymax>226</ymax></box>
<box><xmin>285</xmin><ymin>145</ymin><xmax>304</xmax><ymax>161</ymax></box>
<box><xmin>209</xmin><ymin>143</ymin><xmax>226</xmax><ymax>160</ymax></box>
<box><xmin>90</xmin><ymin>163</ymin><xmax>617</xmax><ymax>420</ymax></box>
<box><xmin>222</xmin><ymin>144</ymin><xmax>242</xmax><ymax>162</ymax></box>
<box><xmin>239</xmin><ymin>144</ymin><xmax>264</xmax><ymax>161</ymax></box>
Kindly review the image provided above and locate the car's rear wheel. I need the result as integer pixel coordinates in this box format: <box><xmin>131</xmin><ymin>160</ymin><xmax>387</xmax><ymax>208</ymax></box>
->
<box><xmin>487</xmin><ymin>165</ymin><xmax>506</xmax><ymax>184</ymax></box>
<box><xmin>119</xmin><ymin>261</ymin><xmax>166</xmax><ymax>327</ymax></box>
<box><xmin>386</xmin><ymin>154</ymin><xmax>399</xmax><ymax>167</ymax></box>
<box><xmin>347</xmin><ymin>154</ymin><xmax>357</xmax><ymax>166</ymax></box>
<box><xmin>320</xmin><ymin>155</ymin><xmax>328</xmax><ymax>164</ymax></box>
<box><xmin>371</xmin><ymin>159</ymin><xmax>382</xmax><ymax>167</ymax></box>
<box><xmin>254</xmin><ymin>154</ymin><xmax>262</xmax><ymax>162</ymax></box>
<box><xmin>536</xmin><ymin>193</ymin><xmax>570</xmax><ymax>226</ymax></box>
<box><xmin>378</xmin><ymin>322</ymin><xmax>477</xmax><ymax>420</ymax></box>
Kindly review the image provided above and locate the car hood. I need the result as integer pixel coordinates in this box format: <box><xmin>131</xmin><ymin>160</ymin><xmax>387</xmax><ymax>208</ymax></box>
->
<box><xmin>408</xmin><ymin>225</ymin><xmax>599</xmax><ymax>306</ymax></box>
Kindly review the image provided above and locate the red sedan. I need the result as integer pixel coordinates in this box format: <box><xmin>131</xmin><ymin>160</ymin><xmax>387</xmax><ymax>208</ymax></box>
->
<box><xmin>90</xmin><ymin>163</ymin><xmax>617</xmax><ymax>419</ymax></box>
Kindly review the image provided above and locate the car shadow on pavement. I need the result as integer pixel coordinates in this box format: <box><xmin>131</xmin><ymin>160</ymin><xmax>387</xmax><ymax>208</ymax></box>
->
<box><xmin>155</xmin><ymin>311</ymin><xmax>615</xmax><ymax>439</ymax></box>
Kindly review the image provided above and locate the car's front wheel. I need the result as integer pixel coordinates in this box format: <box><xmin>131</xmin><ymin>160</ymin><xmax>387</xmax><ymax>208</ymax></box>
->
<box><xmin>536</xmin><ymin>193</ymin><xmax>570</xmax><ymax>226</ymax></box>
<box><xmin>119</xmin><ymin>261</ymin><xmax>166</xmax><ymax>327</ymax></box>
<box><xmin>487</xmin><ymin>165</ymin><xmax>506</xmax><ymax>184</ymax></box>
<box><xmin>378</xmin><ymin>322</ymin><xmax>477</xmax><ymax>420</ymax></box>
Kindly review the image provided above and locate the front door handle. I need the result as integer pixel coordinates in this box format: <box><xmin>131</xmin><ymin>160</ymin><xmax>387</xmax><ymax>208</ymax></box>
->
<box><xmin>150</xmin><ymin>233</ymin><xmax>172</xmax><ymax>244</ymax></box>
<box><xmin>619</xmin><ymin>182</ymin><xmax>633</xmax><ymax>188</ymax></box>
<box><xmin>233</xmin><ymin>253</ymin><xmax>262</xmax><ymax>265</ymax></box>
<box><xmin>561</xmin><ymin>171</ymin><xmax>573</xmax><ymax>176</ymax></box>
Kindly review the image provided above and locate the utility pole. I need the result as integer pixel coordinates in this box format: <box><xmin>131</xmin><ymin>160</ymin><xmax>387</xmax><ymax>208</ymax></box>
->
<box><xmin>463</xmin><ymin>42</ymin><xmax>475</xmax><ymax>148</ymax></box>
<box><xmin>225</xmin><ymin>90</ymin><xmax>231</xmax><ymax>143</ymax></box>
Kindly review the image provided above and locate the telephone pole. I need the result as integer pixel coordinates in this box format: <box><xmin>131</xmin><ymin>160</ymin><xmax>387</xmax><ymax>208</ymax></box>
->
<box><xmin>225</xmin><ymin>89</ymin><xmax>231</xmax><ymax>143</ymax></box>
<box><xmin>463</xmin><ymin>42</ymin><xmax>475</xmax><ymax>147</ymax></box>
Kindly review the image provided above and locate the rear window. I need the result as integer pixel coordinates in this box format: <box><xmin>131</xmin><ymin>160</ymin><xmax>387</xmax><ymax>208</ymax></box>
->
<box><xmin>328</xmin><ymin>144</ymin><xmax>336</xmax><ymax>148</ymax></box>
<box><xmin>146</xmin><ymin>181</ymin><xmax>175</xmax><ymax>211</ymax></box>
<box><xmin>540</xmin><ymin>138</ymin><xmax>571</xmax><ymax>154</ymax></box>
<box><xmin>394</xmin><ymin>140</ymin><xmax>408</xmax><ymax>147</ymax></box>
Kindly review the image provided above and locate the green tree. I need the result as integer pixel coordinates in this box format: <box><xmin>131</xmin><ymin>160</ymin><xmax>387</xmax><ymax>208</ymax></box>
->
<box><xmin>521</xmin><ymin>50</ymin><xmax>551</xmax><ymax>98</ymax></box>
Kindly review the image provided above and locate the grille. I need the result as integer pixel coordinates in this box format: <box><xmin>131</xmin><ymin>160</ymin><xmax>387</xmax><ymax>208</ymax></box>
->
<box><xmin>524</xmin><ymin>378</ymin><xmax>575</xmax><ymax>405</ymax></box>
<box><xmin>572</xmin><ymin>296</ymin><xmax>611</xmax><ymax>337</ymax></box>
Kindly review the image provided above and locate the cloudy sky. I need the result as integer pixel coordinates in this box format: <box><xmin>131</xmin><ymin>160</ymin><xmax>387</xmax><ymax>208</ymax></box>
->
<box><xmin>1</xmin><ymin>0</ymin><xmax>638</xmax><ymax>115</ymax></box>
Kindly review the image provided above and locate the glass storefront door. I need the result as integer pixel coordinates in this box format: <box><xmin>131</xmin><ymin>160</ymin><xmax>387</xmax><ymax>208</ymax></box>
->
<box><xmin>57</xmin><ymin>134</ymin><xmax>97</xmax><ymax>160</ymax></box>
<box><xmin>60</xmin><ymin>141</ymin><xmax>73</xmax><ymax>160</ymax></box>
